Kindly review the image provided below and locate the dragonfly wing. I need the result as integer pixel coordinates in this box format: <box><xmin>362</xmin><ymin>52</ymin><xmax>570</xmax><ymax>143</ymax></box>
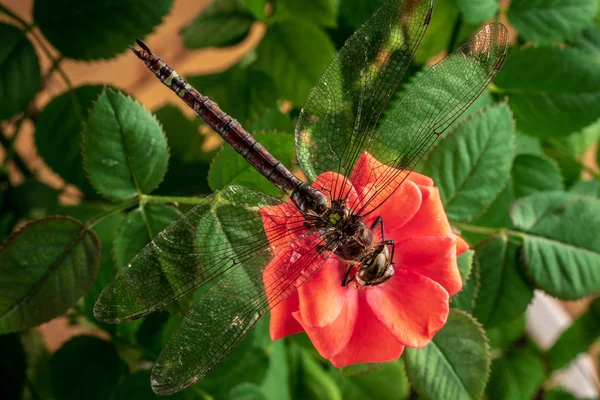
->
<box><xmin>296</xmin><ymin>0</ymin><xmax>433</xmax><ymax>182</ymax></box>
<box><xmin>94</xmin><ymin>185</ymin><xmax>306</xmax><ymax>323</ymax></box>
<box><xmin>354</xmin><ymin>22</ymin><xmax>510</xmax><ymax>215</ymax></box>
<box><xmin>151</xmin><ymin>231</ymin><xmax>336</xmax><ymax>395</ymax></box>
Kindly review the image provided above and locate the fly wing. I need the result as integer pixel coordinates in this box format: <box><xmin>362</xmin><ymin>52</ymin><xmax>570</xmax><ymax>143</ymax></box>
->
<box><xmin>93</xmin><ymin>185</ymin><xmax>308</xmax><ymax>323</ymax></box>
<box><xmin>295</xmin><ymin>0</ymin><xmax>433</xmax><ymax>182</ymax></box>
<box><xmin>151</xmin><ymin>229</ymin><xmax>336</xmax><ymax>395</ymax></box>
<box><xmin>353</xmin><ymin>22</ymin><xmax>509</xmax><ymax>215</ymax></box>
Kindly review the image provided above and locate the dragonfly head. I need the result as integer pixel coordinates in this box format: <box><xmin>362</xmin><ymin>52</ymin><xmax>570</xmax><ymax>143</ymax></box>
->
<box><xmin>130</xmin><ymin>39</ymin><xmax>165</xmax><ymax>74</ymax></box>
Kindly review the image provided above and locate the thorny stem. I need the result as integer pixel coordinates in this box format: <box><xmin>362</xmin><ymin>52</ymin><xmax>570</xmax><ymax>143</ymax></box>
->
<box><xmin>86</xmin><ymin>198</ymin><xmax>138</xmax><ymax>228</ymax></box>
<box><xmin>451</xmin><ymin>221</ymin><xmax>526</xmax><ymax>239</ymax></box>
<box><xmin>1</xmin><ymin>114</ymin><xmax>32</xmax><ymax>176</ymax></box>
<box><xmin>447</xmin><ymin>14</ymin><xmax>463</xmax><ymax>54</ymax></box>
<box><xmin>29</xmin><ymin>29</ymin><xmax>75</xmax><ymax>92</ymax></box>
<box><xmin>140</xmin><ymin>194</ymin><xmax>207</xmax><ymax>206</ymax></box>
<box><xmin>0</xmin><ymin>4</ymin><xmax>29</xmax><ymax>29</ymax></box>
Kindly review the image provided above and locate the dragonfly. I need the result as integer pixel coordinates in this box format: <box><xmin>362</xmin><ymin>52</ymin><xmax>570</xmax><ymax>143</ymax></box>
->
<box><xmin>94</xmin><ymin>0</ymin><xmax>508</xmax><ymax>395</ymax></box>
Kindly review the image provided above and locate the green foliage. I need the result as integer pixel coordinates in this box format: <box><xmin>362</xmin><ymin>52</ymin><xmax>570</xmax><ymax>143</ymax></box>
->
<box><xmin>509</xmin><ymin>0</ymin><xmax>597</xmax><ymax>45</ymax></box>
<box><xmin>453</xmin><ymin>0</ymin><xmax>498</xmax><ymax>24</ymax></box>
<box><xmin>404</xmin><ymin>310</ymin><xmax>491</xmax><ymax>400</ymax></box>
<box><xmin>511</xmin><ymin>192</ymin><xmax>600</xmax><ymax>298</ymax></box>
<box><xmin>33</xmin><ymin>0</ymin><xmax>173</xmax><ymax>60</ymax></box>
<box><xmin>511</xmin><ymin>154</ymin><xmax>564</xmax><ymax>198</ymax></box>
<box><xmin>278</xmin><ymin>0</ymin><xmax>339</xmax><ymax>28</ymax></box>
<box><xmin>0</xmin><ymin>333</ymin><xmax>27</xmax><ymax>399</ymax></box>
<box><xmin>182</xmin><ymin>0</ymin><xmax>256</xmax><ymax>49</ymax></box>
<box><xmin>495</xmin><ymin>47</ymin><xmax>600</xmax><ymax>138</ymax></box>
<box><xmin>0</xmin><ymin>23</ymin><xmax>40</xmax><ymax>121</ymax></box>
<box><xmin>331</xmin><ymin>360</ymin><xmax>410</xmax><ymax>400</ymax></box>
<box><xmin>0</xmin><ymin>217</ymin><xmax>99</xmax><ymax>333</ymax></box>
<box><xmin>50</xmin><ymin>336</ymin><xmax>125</xmax><ymax>400</ymax></box>
<box><xmin>423</xmin><ymin>103</ymin><xmax>515</xmax><ymax>222</ymax></box>
<box><xmin>450</xmin><ymin>250</ymin><xmax>479</xmax><ymax>313</ymax></box>
<box><xmin>82</xmin><ymin>88</ymin><xmax>169</xmax><ymax>201</ymax></box>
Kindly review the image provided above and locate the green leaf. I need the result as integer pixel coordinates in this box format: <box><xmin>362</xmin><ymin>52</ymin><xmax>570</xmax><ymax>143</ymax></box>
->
<box><xmin>462</xmin><ymin>184</ymin><xmax>514</xmax><ymax>245</ymax></box>
<box><xmin>243</xmin><ymin>0</ymin><xmax>267</xmax><ymax>20</ymax></box>
<box><xmin>486</xmin><ymin>346</ymin><xmax>546</xmax><ymax>400</ymax></box>
<box><xmin>544</xmin><ymin>388</ymin><xmax>584</xmax><ymax>400</ymax></box>
<box><xmin>279</xmin><ymin>0</ymin><xmax>338</xmax><ymax>28</ymax></box>
<box><xmin>547</xmin><ymin>297</ymin><xmax>600</xmax><ymax>371</ymax></box>
<box><xmin>453</xmin><ymin>0</ymin><xmax>499</xmax><ymax>24</ymax></box>
<box><xmin>228</xmin><ymin>383</ymin><xmax>269</xmax><ymax>400</ymax></box>
<box><xmin>0</xmin><ymin>23</ymin><xmax>40</xmax><ymax>121</ymax></box>
<box><xmin>256</xmin><ymin>19</ymin><xmax>336</xmax><ymax>105</ymax></box>
<box><xmin>331</xmin><ymin>360</ymin><xmax>410</xmax><ymax>400</ymax></box>
<box><xmin>297</xmin><ymin>349</ymin><xmax>342</xmax><ymax>400</ymax></box>
<box><xmin>340</xmin><ymin>363</ymin><xmax>384</xmax><ymax>377</ymax></box>
<box><xmin>3</xmin><ymin>180</ymin><xmax>59</xmax><ymax>220</ymax></box>
<box><xmin>451</xmin><ymin>250</ymin><xmax>479</xmax><ymax>313</ymax></box>
<box><xmin>511</xmin><ymin>191</ymin><xmax>600</xmax><ymax>299</ymax></box>
<box><xmin>569</xmin><ymin>180</ymin><xmax>600</xmax><ymax>197</ymax></box>
<box><xmin>187</xmin><ymin>65</ymin><xmax>278</xmax><ymax>123</ymax></box>
<box><xmin>153</xmin><ymin>105</ymin><xmax>212</xmax><ymax>196</ymax></box>
<box><xmin>486</xmin><ymin>314</ymin><xmax>526</xmax><ymax>350</ymax></box>
<box><xmin>260</xmin><ymin>339</ymin><xmax>290</xmax><ymax>400</ymax></box>
<box><xmin>415</xmin><ymin>0</ymin><xmax>459</xmax><ymax>63</ymax></box>
<box><xmin>0</xmin><ymin>333</ymin><xmax>26</xmax><ymax>399</ymax></box>
<box><xmin>515</xmin><ymin>133</ymin><xmax>545</xmax><ymax>156</ymax></box>
<box><xmin>111</xmin><ymin>370</ymin><xmax>185</xmax><ymax>400</ymax></box>
<box><xmin>82</xmin><ymin>88</ymin><xmax>169</xmax><ymax>201</ymax></box>
<box><xmin>571</xmin><ymin>25</ymin><xmax>600</xmax><ymax>56</ymax></box>
<box><xmin>472</xmin><ymin>235</ymin><xmax>533</xmax><ymax>329</ymax></box>
<box><xmin>509</xmin><ymin>0</ymin><xmax>597</xmax><ymax>45</ymax></box>
<box><xmin>249</xmin><ymin>109</ymin><xmax>294</xmax><ymax>133</ymax></box>
<box><xmin>50</xmin><ymin>336</ymin><xmax>125</xmax><ymax>400</ymax></box>
<box><xmin>114</xmin><ymin>204</ymin><xmax>181</xmax><ymax>268</ymax></box>
<box><xmin>511</xmin><ymin>154</ymin><xmax>564</xmax><ymax>199</ymax></box>
<box><xmin>495</xmin><ymin>47</ymin><xmax>600</xmax><ymax>138</ymax></box>
<box><xmin>404</xmin><ymin>310</ymin><xmax>490</xmax><ymax>400</ymax></box>
<box><xmin>35</xmin><ymin>85</ymin><xmax>104</xmax><ymax>198</ymax></box>
<box><xmin>0</xmin><ymin>217</ymin><xmax>100</xmax><ymax>333</ymax></box>
<box><xmin>422</xmin><ymin>103</ymin><xmax>515</xmax><ymax>222</ymax></box>
<box><xmin>339</xmin><ymin>0</ymin><xmax>384</xmax><ymax>28</ymax></box>
<box><xmin>182</xmin><ymin>0</ymin><xmax>255</xmax><ymax>49</ymax></box>
<box><xmin>208</xmin><ymin>132</ymin><xmax>295</xmax><ymax>197</ymax></box>
<box><xmin>34</xmin><ymin>0</ymin><xmax>173</xmax><ymax>60</ymax></box>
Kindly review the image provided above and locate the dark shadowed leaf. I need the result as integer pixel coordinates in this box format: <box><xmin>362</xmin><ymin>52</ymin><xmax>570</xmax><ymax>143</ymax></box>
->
<box><xmin>111</xmin><ymin>370</ymin><xmax>185</xmax><ymax>400</ymax></box>
<box><xmin>208</xmin><ymin>132</ymin><xmax>295</xmax><ymax>198</ymax></box>
<box><xmin>414</xmin><ymin>0</ymin><xmax>459</xmax><ymax>63</ymax></box>
<box><xmin>34</xmin><ymin>0</ymin><xmax>173</xmax><ymax>60</ymax></box>
<box><xmin>0</xmin><ymin>333</ymin><xmax>26</xmax><ymax>399</ymax></box>
<box><xmin>547</xmin><ymin>298</ymin><xmax>600</xmax><ymax>371</ymax></box>
<box><xmin>249</xmin><ymin>109</ymin><xmax>294</xmax><ymax>133</ymax></box>
<box><xmin>405</xmin><ymin>310</ymin><xmax>490</xmax><ymax>400</ymax></box>
<box><xmin>82</xmin><ymin>89</ymin><xmax>169</xmax><ymax>201</ymax></box>
<box><xmin>339</xmin><ymin>0</ymin><xmax>384</xmax><ymax>28</ymax></box>
<box><xmin>473</xmin><ymin>235</ymin><xmax>533</xmax><ymax>329</ymax></box>
<box><xmin>572</xmin><ymin>25</ymin><xmax>600</xmax><ymax>56</ymax></box>
<box><xmin>0</xmin><ymin>23</ymin><xmax>40</xmax><ymax>121</ymax></box>
<box><xmin>486</xmin><ymin>314</ymin><xmax>526</xmax><ymax>350</ymax></box>
<box><xmin>511</xmin><ymin>191</ymin><xmax>600</xmax><ymax>299</ymax></box>
<box><xmin>35</xmin><ymin>85</ymin><xmax>104</xmax><ymax>198</ymax></box>
<box><xmin>3</xmin><ymin>180</ymin><xmax>59</xmax><ymax>220</ymax></box>
<box><xmin>279</xmin><ymin>0</ymin><xmax>338</xmax><ymax>27</ymax></box>
<box><xmin>486</xmin><ymin>345</ymin><xmax>546</xmax><ymax>400</ymax></box>
<box><xmin>50</xmin><ymin>336</ymin><xmax>125</xmax><ymax>400</ymax></box>
<box><xmin>422</xmin><ymin>103</ymin><xmax>515</xmax><ymax>222</ymax></box>
<box><xmin>182</xmin><ymin>0</ymin><xmax>255</xmax><ymax>49</ymax></box>
<box><xmin>511</xmin><ymin>154</ymin><xmax>564</xmax><ymax>199</ymax></box>
<box><xmin>453</xmin><ymin>0</ymin><xmax>498</xmax><ymax>23</ymax></box>
<box><xmin>114</xmin><ymin>204</ymin><xmax>181</xmax><ymax>268</ymax></box>
<box><xmin>187</xmin><ymin>65</ymin><xmax>279</xmax><ymax>123</ymax></box>
<box><xmin>495</xmin><ymin>47</ymin><xmax>600</xmax><ymax>138</ymax></box>
<box><xmin>228</xmin><ymin>383</ymin><xmax>269</xmax><ymax>400</ymax></box>
<box><xmin>509</xmin><ymin>0</ymin><xmax>597</xmax><ymax>45</ymax></box>
<box><xmin>255</xmin><ymin>19</ymin><xmax>336</xmax><ymax>105</ymax></box>
<box><xmin>461</xmin><ymin>183</ymin><xmax>513</xmax><ymax>245</ymax></box>
<box><xmin>0</xmin><ymin>217</ymin><xmax>99</xmax><ymax>333</ymax></box>
<box><xmin>331</xmin><ymin>360</ymin><xmax>410</xmax><ymax>400</ymax></box>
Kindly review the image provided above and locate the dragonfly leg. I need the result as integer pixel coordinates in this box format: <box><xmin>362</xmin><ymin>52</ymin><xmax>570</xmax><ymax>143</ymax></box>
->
<box><xmin>371</xmin><ymin>216</ymin><xmax>396</xmax><ymax>264</ymax></box>
<box><xmin>342</xmin><ymin>264</ymin><xmax>356</xmax><ymax>286</ymax></box>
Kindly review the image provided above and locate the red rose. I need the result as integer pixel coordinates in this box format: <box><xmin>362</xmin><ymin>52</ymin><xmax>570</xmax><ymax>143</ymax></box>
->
<box><xmin>261</xmin><ymin>152</ymin><xmax>469</xmax><ymax>367</ymax></box>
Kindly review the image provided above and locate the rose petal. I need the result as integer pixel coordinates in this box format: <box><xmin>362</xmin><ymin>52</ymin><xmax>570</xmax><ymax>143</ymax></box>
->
<box><xmin>366</xmin><ymin>269</ymin><xmax>449</xmax><ymax>348</ymax></box>
<box><xmin>260</xmin><ymin>202</ymin><xmax>307</xmax><ymax>248</ymax></box>
<box><xmin>456</xmin><ymin>234</ymin><xmax>470</xmax><ymax>255</ymax></box>
<box><xmin>294</xmin><ymin>285</ymin><xmax>358</xmax><ymax>358</ymax></box>
<box><xmin>298</xmin><ymin>257</ymin><xmax>347</xmax><ymax>327</ymax></box>
<box><xmin>406</xmin><ymin>171</ymin><xmax>434</xmax><ymax>187</ymax></box>
<box><xmin>395</xmin><ymin>236</ymin><xmax>462</xmax><ymax>296</ymax></box>
<box><xmin>329</xmin><ymin>294</ymin><xmax>405</xmax><ymax>367</ymax></box>
<box><xmin>364</xmin><ymin>180</ymin><xmax>422</xmax><ymax>238</ymax></box>
<box><xmin>393</xmin><ymin>186</ymin><xmax>452</xmax><ymax>241</ymax></box>
<box><xmin>270</xmin><ymin>292</ymin><xmax>303</xmax><ymax>340</ymax></box>
<box><xmin>312</xmin><ymin>171</ymin><xmax>359</xmax><ymax>206</ymax></box>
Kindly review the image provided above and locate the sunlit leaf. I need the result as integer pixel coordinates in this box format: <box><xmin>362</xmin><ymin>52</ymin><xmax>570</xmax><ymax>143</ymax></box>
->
<box><xmin>547</xmin><ymin>297</ymin><xmax>600</xmax><ymax>371</ymax></box>
<box><xmin>50</xmin><ymin>336</ymin><xmax>125</xmax><ymax>400</ymax></box>
<box><xmin>208</xmin><ymin>132</ymin><xmax>295</xmax><ymax>198</ymax></box>
<box><xmin>182</xmin><ymin>0</ymin><xmax>255</xmax><ymax>49</ymax></box>
<box><xmin>473</xmin><ymin>235</ymin><xmax>533</xmax><ymax>329</ymax></box>
<box><xmin>509</xmin><ymin>0</ymin><xmax>597</xmax><ymax>45</ymax></box>
<box><xmin>511</xmin><ymin>154</ymin><xmax>564</xmax><ymax>198</ymax></box>
<box><xmin>82</xmin><ymin>89</ymin><xmax>168</xmax><ymax>201</ymax></box>
<box><xmin>569</xmin><ymin>180</ymin><xmax>600</xmax><ymax>197</ymax></box>
<box><xmin>0</xmin><ymin>217</ymin><xmax>99</xmax><ymax>333</ymax></box>
<box><xmin>495</xmin><ymin>47</ymin><xmax>600</xmax><ymax>138</ymax></box>
<box><xmin>422</xmin><ymin>103</ymin><xmax>515</xmax><ymax>222</ymax></box>
<box><xmin>260</xmin><ymin>339</ymin><xmax>291</xmax><ymax>400</ymax></box>
<box><xmin>256</xmin><ymin>19</ymin><xmax>336</xmax><ymax>105</ymax></box>
<box><xmin>486</xmin><ymin>314</ymin><xmax>526</xmax><ymax>350</ymax></box>
<box><xmin>405</xmin><ymin>310</ymin><xmax>490</xmax><ymax>400</ymax></box>
<box><xmin>511</xmin><ymin>191</ymin><xmax>600</xmax><ymax>299</ymax></box>
<box><xmin>35</xmin><ymin>85</ymin><xmax>104</xmax><ymax>198</ymax></box>
<box><xmin>34</xmin><ymin>0</ymin><xmax>173</xmax><ymax>60</ymax></box>
<box><xmin>0</xmin><ymin>23</ymin><xmax>40</xmax><ymax>121</ymax></box>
